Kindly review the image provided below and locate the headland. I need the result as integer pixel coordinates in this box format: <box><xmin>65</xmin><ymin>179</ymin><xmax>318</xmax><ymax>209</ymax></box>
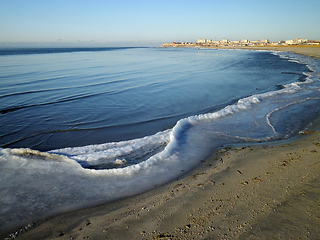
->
<box><xmin>161</xmin><ymin>38</ymin><xmax>320</xmax><ymax>59</ymax></box>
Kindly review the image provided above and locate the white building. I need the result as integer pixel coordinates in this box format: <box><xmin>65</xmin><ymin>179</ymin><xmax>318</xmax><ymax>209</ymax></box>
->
<box><xmin>296</xmin><ymin>38</ymin><xmax>308</xmax><ymax>43</ymax></box>
<box><xmin>197</xmin><ymin>39</ymin><xmax>213</xmax><ymax>44</ymax></box>
<box><xmin>197</xmin><ymin>39</ymin><xmax>207</xmax><ymax>44</ymax></box>
<box><xmin>260</xmin><ymin>39</ymin><xmax>270</xmax><ymax>44</ymax></box>
<box><xmin>285</xmin><ymin>40</ymin><xmax>295</xmax><ymax>45</ymax></box>
<box><xmin>249</xmin><ymin>40</ymin><xmax>260</xmax><ymax>45</ymax></box>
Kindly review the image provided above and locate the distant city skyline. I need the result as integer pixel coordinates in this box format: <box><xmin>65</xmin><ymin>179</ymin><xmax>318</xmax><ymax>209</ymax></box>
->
<box><xmin>1</xmin><ymin>0</ymin><xmax>319</xmax><ymax>47</ymax></box>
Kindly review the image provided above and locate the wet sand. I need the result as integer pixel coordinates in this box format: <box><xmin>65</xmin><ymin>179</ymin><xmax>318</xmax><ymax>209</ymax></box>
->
<box><xmin>2</xmin><ymin>47</ymin><xmax>320</xmax><ymax>240</ymax></box>
<box><xmin>231</xmin><ymin>46</ymin><xmax>320</xmax><ymax>59</ymax></box>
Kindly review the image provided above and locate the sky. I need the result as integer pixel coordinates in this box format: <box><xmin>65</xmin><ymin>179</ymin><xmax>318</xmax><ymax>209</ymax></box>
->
<box><xmin>0</xmin><ymin>0</ymin><xmax>319</xmax><ymax>47</ymax></box>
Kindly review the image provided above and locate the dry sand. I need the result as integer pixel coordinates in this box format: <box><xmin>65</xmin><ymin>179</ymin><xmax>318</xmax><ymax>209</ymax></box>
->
<box><xmin>2</xmin><ymin>47</ymin><xmax>320</xmax><ymax>240</ymax></box>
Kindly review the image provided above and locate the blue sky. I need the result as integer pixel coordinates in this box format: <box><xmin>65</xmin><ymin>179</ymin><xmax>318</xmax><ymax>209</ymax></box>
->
<box><xmin>0</xmin><ymin>0</ymin><xmax>319</xmax><ymax>47</ymax></box>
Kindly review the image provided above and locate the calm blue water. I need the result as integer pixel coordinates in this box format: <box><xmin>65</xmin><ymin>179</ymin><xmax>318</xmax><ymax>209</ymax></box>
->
<box><xmin>1</xmin><ymin>47</ymin><xmax>320</xmax><ymax>233</ymax></box>
<box><xmin>0</xmin><ymin>48</ymin><xmax>311</xmax><ymax>150</ymax></box>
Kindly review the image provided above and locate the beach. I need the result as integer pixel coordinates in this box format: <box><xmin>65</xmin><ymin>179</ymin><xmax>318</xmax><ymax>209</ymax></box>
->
<box><xmin>230</xmin><ymin>46</ymin><xmax>320</xmax><ymax>59</ymax></box>
<box><xmin>3</xmin><ymin>47</ymin><xmax>320</xmax><ymax>240</ymax></box>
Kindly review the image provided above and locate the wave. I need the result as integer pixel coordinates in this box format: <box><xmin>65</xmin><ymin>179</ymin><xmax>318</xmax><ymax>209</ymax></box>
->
<box><xmin>49</xmin><ymin>52</ymin><xmax>319</xmax><ymax>175</ymax></box>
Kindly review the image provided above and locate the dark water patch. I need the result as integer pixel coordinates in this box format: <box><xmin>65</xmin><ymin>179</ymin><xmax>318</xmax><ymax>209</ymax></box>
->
<box><xmin>281</xmin><ymin>71</ymin><xmax>309</xmax><ymax>82</ymax></box>
<box><xmin>82</xmin><ymin>143</ymin><xmax>167</xmax><ymax>170</ymax></box>
<box><xmin>276</xmin><ymin>84</ymin><xmax>285</xmax><ymax>90</ymax></box>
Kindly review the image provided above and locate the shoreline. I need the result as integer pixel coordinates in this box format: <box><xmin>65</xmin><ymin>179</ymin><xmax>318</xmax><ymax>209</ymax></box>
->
<box><xmin>163</xmin><ymin>45</ymin><xmax>320</xmax><ymax>59</ymax></box>
<box><xmin>8</xmin><ymin>131</ymin><xmax>320</xmax><ymax>240</ymax></box>
<box><xmin>3</xmin><ymin>47</ymin><xmax>320</xmax><ymax>240</ymax></box>
<box><xmin>228</xmin><ymin>46</ymin><xmax>320</xmax><ymax>59</ymax></box>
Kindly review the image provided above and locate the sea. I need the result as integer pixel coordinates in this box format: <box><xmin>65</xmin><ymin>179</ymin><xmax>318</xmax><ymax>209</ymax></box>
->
<box><xmin>1</xmin><ymin>47</ymin><xmax>320</xmax><ymax>233</ymax></box>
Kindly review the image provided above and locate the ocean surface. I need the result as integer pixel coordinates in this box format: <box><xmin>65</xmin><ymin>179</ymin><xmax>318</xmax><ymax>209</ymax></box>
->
<box><xmin>1</xmin><ymin>47</ymin><xmax>320</xmax><ymax>233</ymax></box>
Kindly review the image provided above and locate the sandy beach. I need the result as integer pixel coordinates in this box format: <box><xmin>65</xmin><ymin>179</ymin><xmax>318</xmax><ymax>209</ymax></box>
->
<box><xmin>2</xmin><ymin>47</ymin><xmax>320</xmax><ymax>240</ymax></box>
<box><xmin>230</xmin><ymin>46</ymin><xmax>320</xmax><ymax>59</ymax></box>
